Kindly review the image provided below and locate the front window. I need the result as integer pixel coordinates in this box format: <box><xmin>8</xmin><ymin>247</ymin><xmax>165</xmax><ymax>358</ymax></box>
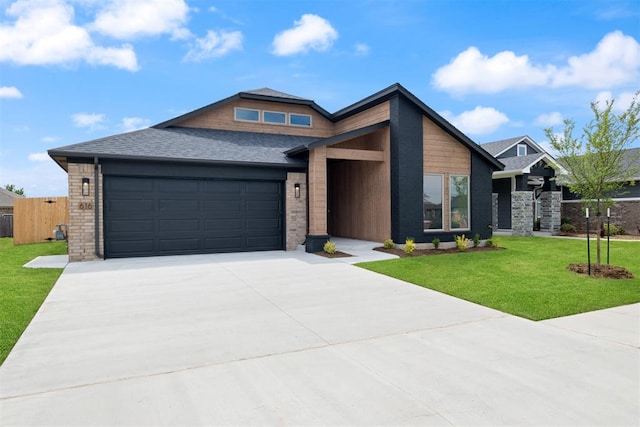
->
<box><xmin>423</xmin><ymin>174</ymin><xmax>443</xmax><ymax>230</ymax></box>
<box><xmin>517</xmin><ymin>143</ymin><xmax>527</xmax><ymax>156</ymax></box>
<box><xmin>234</xmin><ymin>108</ymin><xmax>259</xmax><ymax>122</ymax></box>
<box><xmin>450</xmin><ymin>175</ymin><xmax>469</xmax><ymax>230</ymax></box>
<box><xmin>289</xmin><ymin>113</ymin><xmax>312</xmax><ymax>127</ymax></box>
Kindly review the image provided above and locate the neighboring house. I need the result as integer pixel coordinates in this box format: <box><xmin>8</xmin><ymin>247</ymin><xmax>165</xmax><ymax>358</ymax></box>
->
<box><xmin>560</xmin><ymin>147</ymin><xmax>640</xmax><ymax>234</ymax></box>
<box><xmin>0</xmin><ymin>187</ymin><xmax>24</xmax><ymax>216</ymax></box>
<box><xmin>481</xmin><ymin>136</ymin><xmax>564</xmax><ymax>235</ymax></box>
<box><xmin>49</xmin><ymin>83</ymin><xmax>503</xmax><ymax>261</ymax></box>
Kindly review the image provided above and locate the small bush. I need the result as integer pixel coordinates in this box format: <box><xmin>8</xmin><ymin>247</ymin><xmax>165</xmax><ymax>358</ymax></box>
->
<box><xmin>431</xmin><ymin>238</ymin><xmax>440</xmax><ymax>250</ymax></box>
<box><xmin>383</xmin><ymin>238</ymin><xmax>394</xmax><ymax>249</ymax></box>
<box><xmin>404</xmin><ymin>238</ymin><xmax>416</xmax><ymax>255</ymax></box>
<box><xmin>323</xmin><ymin>240</ymin><xmax>336</xmax><ymax>255</ymax></box>
<box><xmin>561</xmin><ymin>217</ymin><xmax>571</xmax><ymax>225</ymax></box>
<box><xmin>473</xmin><ymin>233</ymin><xmax>480</xmax><ymax>248</ymax></box>
<box><xmin>455</xmin><ymin>234</ymin><xmax>470</xmax><ymax>251</ymax></box>
<box><xmin>560</xmin><ymin>223</ymin><xmax>576</xmax><ymax>233</ymax></box>
<box><xmin>485</xmin><ymin>238</ymin><xmax>495</xmax><ymax>247</ymax></box>
<box><xmin>604</xmin><ymin>224</ymin><xmax>624</xmax><ymax>235</ymax></box>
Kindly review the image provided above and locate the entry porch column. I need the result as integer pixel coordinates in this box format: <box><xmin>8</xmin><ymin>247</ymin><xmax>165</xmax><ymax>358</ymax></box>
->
<box><xmin>306</xmin><ymin>146</ymin><xmax>330</xmax><ymax>252</ymax></box>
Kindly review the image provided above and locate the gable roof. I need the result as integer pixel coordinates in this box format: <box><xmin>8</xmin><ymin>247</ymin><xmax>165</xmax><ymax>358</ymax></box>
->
<box><xmin>0</xmin><ymin>187</ymin><xmax>24</xmax><ymax>208</ymax></box>
<box><xmin>153</xmin><ymin>87</ymin><xmax>331</xmax><ymax>129</ymax></box>
<box><xmin>48</xmin><ymin>127</ymin><xmax>314</xmax><ymax>171</ymax></box>
<box><xmin>481</xmin><ymin>135</ymin><xmax>546</xmax><ymax>157</ymax></box>
<box><xmin>493</xmin><ymin>153</ymin><xmax>565</xmax><ymax>178</ymax></box>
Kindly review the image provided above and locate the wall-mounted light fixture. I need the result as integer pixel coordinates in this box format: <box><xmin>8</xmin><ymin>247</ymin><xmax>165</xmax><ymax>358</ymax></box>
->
<box><xmin>294</xmin><ymin>183</ymin><xmax>301</xmax><ymax>199</ymax></box>
<box><xmin>82</xmin><ymin>177</ymin><xmax>90</xmax><ymax>197</ymax></box>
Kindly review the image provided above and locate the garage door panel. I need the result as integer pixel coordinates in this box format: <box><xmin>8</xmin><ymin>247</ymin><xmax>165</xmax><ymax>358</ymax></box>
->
<box><xmin>105</xmin><ymin>176</ymin><xmax>284</xmax><ymax>258</ymax></box>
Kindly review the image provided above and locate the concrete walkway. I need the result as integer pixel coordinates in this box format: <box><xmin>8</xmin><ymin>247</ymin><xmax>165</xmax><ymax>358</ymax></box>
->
<box><xmin>1</xmin><ymin>249</ymin><xmax>638</xmax><ymax>426</ymax></box>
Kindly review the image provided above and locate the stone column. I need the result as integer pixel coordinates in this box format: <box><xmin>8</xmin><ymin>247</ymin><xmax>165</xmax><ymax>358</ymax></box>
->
<box><xmin>511</xmin><ymin>191</ymin><xmax>534</xmax><ymax>236</ymax></box>
<box><xmin>540</xmin><ymin>191</ymin><xmax>561</xmax><ymax>233</ymax></box>
<box><xmin>285</xmin><ymin>172</ymin><xmax>307</xmax><ymax>250</ymax></box>
<box><xmin>492</xmin><ymin>193</ymin><xmax>499</xmax><ymax>229</ymax></box>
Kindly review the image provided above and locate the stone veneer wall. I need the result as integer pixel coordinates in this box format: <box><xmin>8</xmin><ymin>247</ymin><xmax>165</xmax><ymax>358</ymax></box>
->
<box><xmin>67</xmin><ymin>162</ymin><xmax>103</xmax><ymax>261</ymax></box>
<box><xmin>540</xmin><ymin>191</ymin><xmax>561</xmax><ymax>233</ymax></box>
<box><xmin>286</xmin><ymin>172</ymin><xmax>307</xmax><ymax>250</ymax></box>
<box><xmin>511</xmin><ymin>191</ymin><xmax>533</xmax><ymax>236</ymax></box>
<box><xmin>562</xmin><ymin>201</ymin><xmax>640</xmax><ymax>234</ymax></box>
<box><xmin>491</xmin><ymin>193</ymin><xmax>498</xmax><ymax>229</ymax></box>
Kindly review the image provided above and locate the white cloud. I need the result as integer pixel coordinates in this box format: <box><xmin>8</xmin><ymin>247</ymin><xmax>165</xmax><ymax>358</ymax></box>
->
<box><xmin>272</xmin><ymin>14</ymin><xmax>338</xmax><ymax>56</ymax></box>
<box><xmin>121</xmin><ymin>117</ymin><xmax>150</xmax><ymax>132</ymax></box>
<box><xmin>432</xmin><ymin>31</ymin><xmax>640</xmax><ymax>94</ymax></box>
<box><xmin>552</xmin><ymin>31</ymin><xmax>640</xmax><ymax>89</ymax></box>
<box><xmin>0</xmin><ymin>0</ymin><xmax>139</xmax><ymax>71</ymax></box>
<box><xmin>594</xmin><ymin>90</ymin><xmax>637</xmax><ymax>112</ymax></box>
<box><xmin>91</xmin><ymin>0</ymin><xmax>190</xmax><ymax>40</ymax></box>
<box><xmin>42</xmin><ymin>136</ymin><xmax>60</xmax><ymax>143</ymax></box>
<box><xmin>0</xmin><ymin>86</ymin><xmax>23</xmax><ymax>98</ymax></box>
<box><xmin>441</xmin><ymin>106</ymin><xmax>509</xmax><ymax>135</ymax></box>
<box><xmin>28</xmin><ymin>152</ymin><xmax>49</xmax><ymax>162</ymax></box>
<box><xmin>432</xmin><ymin>47</ymin><xmax>552</xmax><ymax>94</ymax></box>
<box><xmin>535</xmin><ymin>112</ymin><xmax>563</xmax><ymax>126</ymax></box>
<box><xmin>71</xmin><ymin>112</ymin><xmax>106</xmax><ymax>129</ymax></box>
<box><xmin>183</xmin><ymin>30</ymin><xmax>243</xmax><ymax>62</ymax></box>
<box><xmin>355</xmin><ymin>43</ymin><xmax>370</xmax><ymax>56</ymax></box>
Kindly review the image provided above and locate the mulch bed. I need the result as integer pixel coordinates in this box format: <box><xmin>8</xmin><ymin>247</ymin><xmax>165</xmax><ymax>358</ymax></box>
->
<box><xmin>314</xmin><ymin>251</ymin><xmax>353</xmax><ymax>258</ymax></box>
<box><xmin>568</xmin><ymin>263</ymin><xmax>634</xmax><ymax>279</ymax></box>
<box><xmin>374</xmin><ymin>245</ymin><xmax>502</xmax><ymax>258</ymax></box>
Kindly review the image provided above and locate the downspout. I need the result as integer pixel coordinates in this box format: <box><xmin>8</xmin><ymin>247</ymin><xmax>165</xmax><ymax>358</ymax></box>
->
<box><xmin>94</xmin><ymin>157</ymin><xmax>103</xmax><ymax>259</ymax></box>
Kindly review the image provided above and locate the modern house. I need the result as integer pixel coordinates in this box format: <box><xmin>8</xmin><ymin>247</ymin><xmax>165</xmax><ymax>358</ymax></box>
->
<box><xmin>560</xmin><ymin>147</ymin><xmax>640</xmax><ymax>233</ymax></box>
<box><xmin>481</xmin><ymin>136</ymin><xmax>564</xmax><ymax>235</ymax></box>
<box><xmin>49</xmin><ymin>83</ymin><xmax>503</xmax><ymax>261</ymax></box>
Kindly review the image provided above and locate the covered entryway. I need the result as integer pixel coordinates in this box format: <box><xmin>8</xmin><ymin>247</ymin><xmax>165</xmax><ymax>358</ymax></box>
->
<box><xmin>104</xmin><ymin>176</ymin><xmax>283</xmax><ymax>258</ymax></box>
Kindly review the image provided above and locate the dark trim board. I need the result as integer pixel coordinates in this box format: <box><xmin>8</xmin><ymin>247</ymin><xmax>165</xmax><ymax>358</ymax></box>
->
<box><xmin>103</xmin><ymin>175</ymin><xmax>285</xmax><ymax>258</ymax></box>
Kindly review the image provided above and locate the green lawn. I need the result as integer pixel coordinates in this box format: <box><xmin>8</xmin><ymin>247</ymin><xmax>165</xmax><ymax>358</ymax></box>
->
<box><xmin>0</xmin><ymin>238</ymin><xmax>67</xmax><ymax>365</ymax></box>
<box><xmin>357</xmin><ymin>236</ymin><xmax>640</xmax><ymax>321</ymax></box>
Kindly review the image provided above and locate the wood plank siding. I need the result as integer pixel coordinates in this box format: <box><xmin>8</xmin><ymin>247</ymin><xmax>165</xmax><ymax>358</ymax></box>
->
<box><xmin>423</xmin><ymin>116</ymin><xmax>470</xmax><ymax>231</ymax></box>
<box><xmin>177</xmin><ymin>99</ymin><xmax>334</xmax><ymax>138</ymax></box>
<box><xmin>334</xmin><ymin>101</ymin><xmax>390</xmax><ymax>134</ymax></box>
<box><xmin>327</xmin><ymin>128</ymin><xmax>391</xmax><ymax>242</ymax></box>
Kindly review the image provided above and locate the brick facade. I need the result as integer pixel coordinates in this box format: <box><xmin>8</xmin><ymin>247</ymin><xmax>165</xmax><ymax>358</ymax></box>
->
<box><xmin>562</xmin><ymin>200</ymin><xmax>640</xmax><ymax>234</ymax></box>
<box><xmin>285</xmin><ymin>172</ymin><xmax>307</xmax><ymax>250</ymax></box>
<box><xmin>67</xmin><ymin>162</ymin><xmax>103</xmax><ymax>261</ymax></box>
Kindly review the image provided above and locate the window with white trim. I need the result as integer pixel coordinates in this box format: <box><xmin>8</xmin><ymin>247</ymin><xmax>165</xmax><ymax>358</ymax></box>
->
<box><xmin>263</xmin><ymin>111</ymin><xmax>286</xmax><ymax>124</ymax></box>
<box><xmin>289</xmin><ymin>113</ymin><xmax>312</xmax><ymax>127</ymax></box>
<box><xmin>234</xmin><ymin>108</ymin><xmax>260</xmax><ymax>122</ymax></box>
<box><xmin>450</xmin><ymin>175</ymin><xmax>469</xmax><ymax>230</ymax></box>
<box><xmin>517</xmin><ymin>143</ymin><xmax>527</xmax><ymax>156</ymax></box>
<box><xmin>423</xmin><ymin>174</ymin><xmax>443</xmax><ymax>230</ymax></box>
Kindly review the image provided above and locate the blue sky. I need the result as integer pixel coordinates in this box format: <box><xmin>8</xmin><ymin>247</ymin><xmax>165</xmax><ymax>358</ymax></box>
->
<box><xmin>1</xmin><ymin>0</ymin><xmax>639</xmax><ymax>197</ymax></box>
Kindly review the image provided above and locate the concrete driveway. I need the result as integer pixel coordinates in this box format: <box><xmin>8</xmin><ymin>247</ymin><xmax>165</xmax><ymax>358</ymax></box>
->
<box><xmin>1</xmin><ymin>249</ymin><xmax>638</xmax><ymax>426</ymax></box>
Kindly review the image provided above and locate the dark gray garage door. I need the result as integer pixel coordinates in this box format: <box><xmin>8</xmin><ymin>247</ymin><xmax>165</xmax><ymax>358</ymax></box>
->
<box><xmin>104</xmin><ymin>176</ymin><xmax>283</xmax><ymax>258</ymax></box>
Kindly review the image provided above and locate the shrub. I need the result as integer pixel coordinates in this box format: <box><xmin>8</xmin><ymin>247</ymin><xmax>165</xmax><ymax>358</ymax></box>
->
<box><xmin>485</xmin><ymin>238</ymin><xmax>495</xmax><ymax>247</ymax></box>
<box><xmin>431</xmin><ymin>238</ymin><xmax>440</xmax><ymax>250</ymax></box>
<box><xmin>560</xmin><ymin>223</ymin><xmax>576</xmax><ymax>233</ymax></box>
<box><xmin>473</xmin><ymin>233</ymin><xmax>480</xmax><ymax>247</ymax></box>
<box><xmin>455</xmin><ymin>234</ymin><xmax>470</xmax><ymax>251</ymax></box>
<box><xmin>323</xmin><ymin>240</ymin><xmax>336</xmax><ymax>255</ymax></box>
<box><xmin>604</xmin><ymin>224</ymin><xmax>624</xmax><ymax>235</ymax></box>
<box><xmin>561</xmin><ymin>217</ymin><xmax>571</xmax><ymax>225</ymax></box>
<box><xmin>404</xmin><ymin>238</ymin><xmax>416</xmax><ymax>255</ymax></box>
<box><xmin>383</xmin><ymin>238</ymin><xmax>394</xmax><ymax>249</ymax></box>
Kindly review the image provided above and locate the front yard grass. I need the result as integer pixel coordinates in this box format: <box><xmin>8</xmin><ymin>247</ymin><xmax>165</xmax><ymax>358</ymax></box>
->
<box><xmin>0</xmin><ymin>238</ymin><xmax>67</xmax><ymax>365</ymax></box>
<box><xmin>357</xmin><ymin>236</ymin><xmax>640</xmax><ymax>321</ymax></box>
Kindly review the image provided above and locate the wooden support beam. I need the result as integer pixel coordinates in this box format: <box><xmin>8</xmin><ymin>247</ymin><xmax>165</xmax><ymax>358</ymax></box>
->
<box><xmin>326</xmin><ymin>147</ymin><xmax>384</xmax><ymax>162</ymax></box>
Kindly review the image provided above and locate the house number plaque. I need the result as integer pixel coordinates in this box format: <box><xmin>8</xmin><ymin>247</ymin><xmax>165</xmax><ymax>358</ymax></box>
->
<box><xmin>78</xmin><ymin>202</ymin><xmax>93</xmax><ymax>210</ymax></box>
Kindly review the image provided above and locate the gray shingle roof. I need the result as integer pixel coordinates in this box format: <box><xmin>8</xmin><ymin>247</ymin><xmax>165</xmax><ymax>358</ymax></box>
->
<box><xmin>0</xmin><ymin>187</ymin><xmax>24</xmax><ymax>208</ymax></box>
<box><xmin>49</xmin><ymin>127</ymin><xmax>318</xmax><ymax>167</ymax></box>
<box><xmin>481</xmin><ymin>136</ymin><xmax>528</xmax><ymax>156</ymax></box>
<box><xmin>499</xmin><ymin>153</ymin><xmax>549</xmax><ymax>173</ymax></box>
<box><xmin>242</xmin><ymin>88</ymin><xmax>309</xmax><ymax>101</ymax></box>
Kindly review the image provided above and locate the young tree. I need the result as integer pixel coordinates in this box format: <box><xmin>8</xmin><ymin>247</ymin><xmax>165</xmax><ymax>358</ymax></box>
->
<box><xmin>545</xmin><ymin>92</ymin><xmax>640</xmax><ymax>266</ymax></box>
<box><xmin>4</xmin><ymin>184</ymin><xmax>25</xmax><ymax>196</ymax></box>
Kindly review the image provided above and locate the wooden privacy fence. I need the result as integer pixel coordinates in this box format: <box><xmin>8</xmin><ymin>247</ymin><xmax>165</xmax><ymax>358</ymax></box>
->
<box><xmin>13</xmin><ymin>197</ymin><xmax>68</xmax><ymax>244</ymax></box>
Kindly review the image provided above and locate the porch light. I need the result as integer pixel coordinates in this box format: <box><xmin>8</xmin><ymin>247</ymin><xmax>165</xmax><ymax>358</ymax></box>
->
<box><xmin>82</xmin><ymin>177</ymin><xmax>90</xmax><ymax>197</ymax></box>
<box><xmin>294</xmin><ymin>183</ymin><xmax>301</xmax><ymax>199</ymax></box>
